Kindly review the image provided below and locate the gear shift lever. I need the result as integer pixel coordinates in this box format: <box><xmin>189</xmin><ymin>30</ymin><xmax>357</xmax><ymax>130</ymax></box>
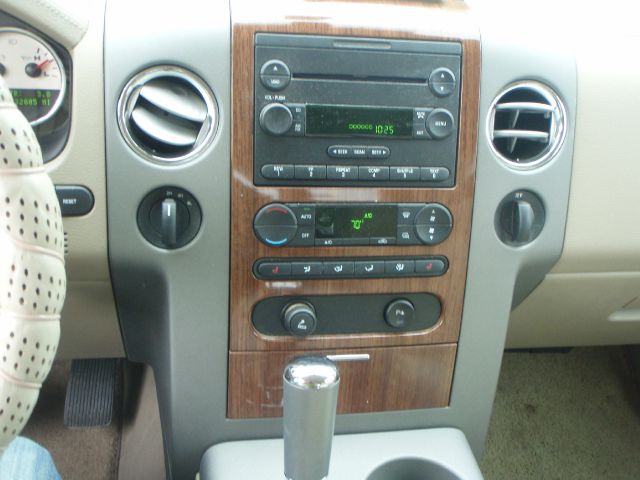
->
<box><xmin>283</xmin><ymin>356</ymin><xmax>340</xmax><ymax>480</ymax></box>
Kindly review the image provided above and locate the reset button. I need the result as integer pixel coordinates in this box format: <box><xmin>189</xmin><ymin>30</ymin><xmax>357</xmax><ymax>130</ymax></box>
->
<box><xmin>54</xmin><ymin>185</ymin><xmax>95</xmax><ymax>217</ymax></box>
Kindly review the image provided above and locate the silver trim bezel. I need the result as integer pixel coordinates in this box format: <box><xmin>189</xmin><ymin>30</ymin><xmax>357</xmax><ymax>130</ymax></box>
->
<box><xmin>487</xmin><ymin>80</ymin><xmax>567</xmax><ymax>170</ymax></box>
<box><xmin>0</xmin><ymin>27</ymin><xmax>68</xmax><ymax>126</ymax></box>
<box><xmin>117</xmin><ymin>65</ymin><xmax>218</xmax><ymax>165</ymax></box>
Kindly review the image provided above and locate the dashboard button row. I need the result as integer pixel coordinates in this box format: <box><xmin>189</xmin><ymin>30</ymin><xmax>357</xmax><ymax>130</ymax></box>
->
<box><xmin>327</xmin><ymin>145</ymin><xmax>390</xmax><ymax>159</ymax></box>
<box><xmin>261</xmin><ymin>164</ymin><xmax>450</xmax><ymax>182</ymax></box>
<box><xmin>255</xmin><ymin>256</ymin><xmax>448</xmax><ymax>280</ymax></box>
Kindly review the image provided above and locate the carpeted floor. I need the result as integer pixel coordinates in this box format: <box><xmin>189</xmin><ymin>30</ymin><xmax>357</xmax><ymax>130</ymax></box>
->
<box><xmin>21</xmin><ymin>362</ymin><xmax>121</xmax><ymax>480</ymax></box>
<box><xmin>481</xmin><ymin>347</ymin><xmax>640</xmax><ymax>480</ymax></box>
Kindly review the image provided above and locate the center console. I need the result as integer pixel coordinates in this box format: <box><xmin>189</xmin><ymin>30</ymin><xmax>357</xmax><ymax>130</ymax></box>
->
<box><xmin>228</xmin><ymin>20</ymin><xmax>480</xmax><ymax>418</ymax></box>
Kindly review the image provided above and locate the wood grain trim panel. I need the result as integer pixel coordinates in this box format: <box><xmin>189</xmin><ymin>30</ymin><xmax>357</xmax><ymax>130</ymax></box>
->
<box><xmin>228</xmin><ymin>344</ymin><xmax>457</xmax><ymax>418</ymax></box>
<box><xmin>229</xmin><ymin>0</ymin><xmax>480</xmax><ymax>352</ymax></box>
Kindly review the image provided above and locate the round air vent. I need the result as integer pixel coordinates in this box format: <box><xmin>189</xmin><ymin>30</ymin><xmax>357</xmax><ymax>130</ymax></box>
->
<box><xmin>117</xmin><ymin>66</ymin><xmax>218</xmax><ymax>164</ymax></box>
<box><xmin>488</xmin><ymin>81</ymin><xmax>566</xmax><ymax>169</ymax></box>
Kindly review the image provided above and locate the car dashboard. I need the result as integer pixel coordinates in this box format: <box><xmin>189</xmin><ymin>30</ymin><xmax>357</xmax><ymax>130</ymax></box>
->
<box><xmin>0</xmin><ymin>0</ymin><xmax>639</xmax><ymax>478</ymax></box>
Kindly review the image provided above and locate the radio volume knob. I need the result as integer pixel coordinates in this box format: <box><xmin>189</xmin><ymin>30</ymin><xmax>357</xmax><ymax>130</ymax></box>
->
<box><xmin>259</xmin><ymin>103</ymin><xmax>293</xmax><ymax>136</ymax></box>
<box><xmin>254</xmin><ymin>203</ymin><xmax>298</xmax><ymax>247</ymax></box>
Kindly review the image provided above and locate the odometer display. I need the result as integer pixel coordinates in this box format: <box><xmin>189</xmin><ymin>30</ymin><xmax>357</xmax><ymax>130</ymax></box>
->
<box><xmin>306</xmin><ymin>104</ymin><xmax>413</xmax><ymax>138</ymax></box>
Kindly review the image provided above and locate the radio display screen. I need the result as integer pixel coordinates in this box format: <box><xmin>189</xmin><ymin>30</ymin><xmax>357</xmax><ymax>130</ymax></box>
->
<box><xmin>306</xmin><ymin>105</ymin><xmax>413</xmax><ymax>138</ymax></box>
<box><xmin>315</xmin><ymin>205</ymin><xmax>396</xmax><ymax>239</ymax></box>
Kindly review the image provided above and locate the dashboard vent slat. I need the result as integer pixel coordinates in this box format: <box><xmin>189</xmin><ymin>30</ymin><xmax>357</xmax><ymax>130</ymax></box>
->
<box><xmin>488</xmin><ymin>82</ymin><xmax>566</xmax><ymax>168</ymax></box>
<box><xmin>118</xmin><ymin>66</ymin><xmax>218</xmax><ymax>164</ymax></box>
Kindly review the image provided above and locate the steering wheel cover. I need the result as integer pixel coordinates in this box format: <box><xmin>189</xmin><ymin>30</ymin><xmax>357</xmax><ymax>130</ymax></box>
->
<box><xmin>0</xmin><ymin>77</ymin><xmax>65</xmax><ymax>451</ymax></box>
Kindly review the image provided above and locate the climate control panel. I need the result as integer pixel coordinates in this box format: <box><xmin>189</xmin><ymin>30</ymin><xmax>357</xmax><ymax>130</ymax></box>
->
<box><xmin>253</xmin><ymin>203</ymin><xmax>453</xmax><ymax>247</ymax></box>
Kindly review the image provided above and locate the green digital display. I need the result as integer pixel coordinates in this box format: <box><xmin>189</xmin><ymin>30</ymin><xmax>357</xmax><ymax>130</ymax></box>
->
<box><xmin>10</xmin><ymin>89</ymin><xmax>59</xmax><ymax>123</ymax></box>
<box><xmin>315</xmin><ymin>205</ymin><xmax>396</xmax><ymax>239</ymax></box>
<box><xmin>306</xmin><ymin>104</ymin><xmax>413</xmax><ymax>138</ymax></box>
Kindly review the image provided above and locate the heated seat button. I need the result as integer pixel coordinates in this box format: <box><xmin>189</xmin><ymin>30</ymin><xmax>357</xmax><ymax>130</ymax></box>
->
<box><xmin>55</xmin><ymin>185</ymin><xmax>95</xmax><ymax>217</ymax></box>
<box><xmin>257</xmin><ymin>262</ymin><xmax>291</xmax><ymax>278</ymax></box>
<box><xmin>415</xmin><ymin>258</ymin><xmax>447</xmax><ymax>276</ymax></box>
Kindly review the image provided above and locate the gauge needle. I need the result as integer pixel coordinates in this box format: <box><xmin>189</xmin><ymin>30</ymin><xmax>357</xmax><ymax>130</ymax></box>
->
<box><xmin>37</xmin><ymin>59</ymin><xmax>51</xmax><ymax>70</ymax></box>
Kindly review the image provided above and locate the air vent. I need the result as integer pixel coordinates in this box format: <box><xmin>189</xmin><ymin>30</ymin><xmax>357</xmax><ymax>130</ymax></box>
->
<box><xmin>117</xmin><ymin>66</ymin><xmax>218</xmax><ymax>163</ymax></box>
<box><xmin>488</xmin><ymin>81</ymin><xmax>566</xmax><ymax>169</ymax></box>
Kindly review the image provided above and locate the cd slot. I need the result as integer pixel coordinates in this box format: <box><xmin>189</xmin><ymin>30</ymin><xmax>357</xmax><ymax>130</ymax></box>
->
<box><xmin>292</xmin><ymin>72</ymin><xmax>427</xmax><ymax>85</ymax></box>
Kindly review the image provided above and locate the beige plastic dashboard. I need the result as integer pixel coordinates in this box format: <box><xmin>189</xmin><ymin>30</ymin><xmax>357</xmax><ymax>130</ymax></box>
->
<box><xmin>8</xmin><ymin>0</ymin><xmax>640</xmax><ymax>357</ymax></box>
<box><xmin>508</xmin><ymin>34</ymin><xmax>640</xmax><ymax>348</ymax></box>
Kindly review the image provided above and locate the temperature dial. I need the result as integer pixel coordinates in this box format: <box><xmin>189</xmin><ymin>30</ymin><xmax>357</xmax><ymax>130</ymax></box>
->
<box><xmin>254</xmin><ymin>204</ymin><xmax>298</xmax><ymax>246</ymax></box>
<box><xmin>0</xmin><ymin>28</ymin><xmax>66</xmax><ymax>125</ymax></box>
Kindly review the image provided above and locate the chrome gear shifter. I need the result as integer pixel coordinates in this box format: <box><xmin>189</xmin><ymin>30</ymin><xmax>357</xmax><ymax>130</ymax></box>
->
<box><xmin>283</xmin><ymin>356</ymin><xmax>340</xmax><ymax>480</ymax></box>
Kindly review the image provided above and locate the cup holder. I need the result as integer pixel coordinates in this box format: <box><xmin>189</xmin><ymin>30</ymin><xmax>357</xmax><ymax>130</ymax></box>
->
<box><xmin>367</xmin><ymin>457</ymin><xmax>464</xmax><ymax>480</ymax></box>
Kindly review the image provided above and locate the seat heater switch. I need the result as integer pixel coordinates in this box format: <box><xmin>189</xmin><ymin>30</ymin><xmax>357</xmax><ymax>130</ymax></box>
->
<box><xmin>284</xmin><ymin>356</ymin><xmax>340</xmax><ymax>480</ymax></box>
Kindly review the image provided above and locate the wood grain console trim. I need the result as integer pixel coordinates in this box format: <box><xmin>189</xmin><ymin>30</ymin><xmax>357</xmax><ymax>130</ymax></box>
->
<box><xmin>229</xmin><ymin>0</ymin><xmax>480</xmax><ymax>353</ymax></box>
<box><xmin>228</xmin><ymin>344</ymin><xmax>457</xmax><ymax>418</ymax></box>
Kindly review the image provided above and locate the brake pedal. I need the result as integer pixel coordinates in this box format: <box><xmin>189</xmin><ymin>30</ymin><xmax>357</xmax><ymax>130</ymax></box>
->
<box><xmin>64</xmin><ymin>359</ymin><xmax>120</xmax><ymax>427</ymax></box>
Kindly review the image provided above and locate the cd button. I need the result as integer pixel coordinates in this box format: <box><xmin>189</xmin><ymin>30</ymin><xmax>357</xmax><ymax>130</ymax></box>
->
<box><xmin>390</xmin><ymin>167</ymin><xmax>421</xmax><ymax>181</ymax></box>
<box><xmin>354</xmin><ymin>260</ymin><xmax>385</xmax><ymax>276</ymax></box>
<box><xmin>359</xmin><ymin>166</ymin><xmax>390</xmax><ymax>181</ymax></box>
<box><xmin>367</xmin><ymin>146</ymin><xmax>390</xmax><ymax>158</ymax></box>
<box><xmin>291</xmin><ymin>262</ymin><xmax>323</xmax><ymax>277</ymax></box>
<box><xmin>327</xmin><ymin>146</ymin><xmax>352</xmax><ymax>158</ymax></box>
<box><xmin>323</xmin><ymin>261</ymin><xmax>355</xmax><ymax>276</ymax></box>
<box><xmin>327</xmin><ymin>166</ymin><xmax>358</xmax><ymax>180</ymax></box>
<box><xmin>385</xmin><ymin>260</ymin><xmax>415</xmax><ymax>275</ymax></box>
<box><xmin>295</xmin><ymin>165</ymin><xmax>327</xmax><ymax>180</ymax></box>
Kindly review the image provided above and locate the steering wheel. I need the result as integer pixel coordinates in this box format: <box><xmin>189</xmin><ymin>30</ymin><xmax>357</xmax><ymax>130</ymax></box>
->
<box><xmin>0</xmin><ymin>76</ymin><xmax>66</xmax><ymax>452</ymax></box>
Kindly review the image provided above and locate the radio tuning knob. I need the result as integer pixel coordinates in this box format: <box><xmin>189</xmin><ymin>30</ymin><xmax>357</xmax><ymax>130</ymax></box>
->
<box><xmin>259</xmin><ymin>103</ymin><xmax>293</xmax><ymax>136</ymax></box>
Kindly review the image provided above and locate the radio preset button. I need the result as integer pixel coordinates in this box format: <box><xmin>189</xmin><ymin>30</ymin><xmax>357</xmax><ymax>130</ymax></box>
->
<box><xmin>359</xmin><ymin>166</ymin><xmax>390</xmax><ymax>181</ymax></box>
<box><xmin>261</xmin><ymin>164</ymin><xmax>294</xmax><ymax>179</ymax></box>
<box><xmin>390</xmin><ymin>167</ymin><xmax>421</xmax><ymax>181</ymax></box>
<box><xmin>259</xmin><ymin>60</ymin><xmax>291</xmax><ymax>91</ymax></box>
<box><xmin>421</xmin><ymin>167</ymin><xmax>451</xmax><ymax>182</ymax></box>
<box><xmin>367</xmin><ymin>146</ymin><xmax>390</xmax><ymax>158</ymax></box>
<box><xmin>355</xmin><ymin>261</ymin><xmax>385</xmax><ymax>276</ymax></box>
<box><xmin>426</xmin><ymin>108</ymin><xmax>455</xmax><ymax>139</ymax></box>
<box><xmin>294</xmin><ymin>165</ymin><xmax>327</xmax><ymax>180</ymax></box>
<box><xmin>327</xmin><ymin>166</ymin><xmax>358</xmax><ymax>180</ymax></box>
<box><xmin>323</xmin><ymin>261</ymin><xmax>355</xmax><ymax>276</ymax></box>
<box><xmin>259</xmin><ymin>103</ymin><xmax>293</xmax><ymax>135</ymax></box>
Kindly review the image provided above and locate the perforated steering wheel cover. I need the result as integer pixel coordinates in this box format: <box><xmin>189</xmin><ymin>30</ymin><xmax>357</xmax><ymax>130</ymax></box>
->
<box><xmin>0</xmin><ymin>77</ymin><xmax>65</xmax><ymax>451</ymax></box>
